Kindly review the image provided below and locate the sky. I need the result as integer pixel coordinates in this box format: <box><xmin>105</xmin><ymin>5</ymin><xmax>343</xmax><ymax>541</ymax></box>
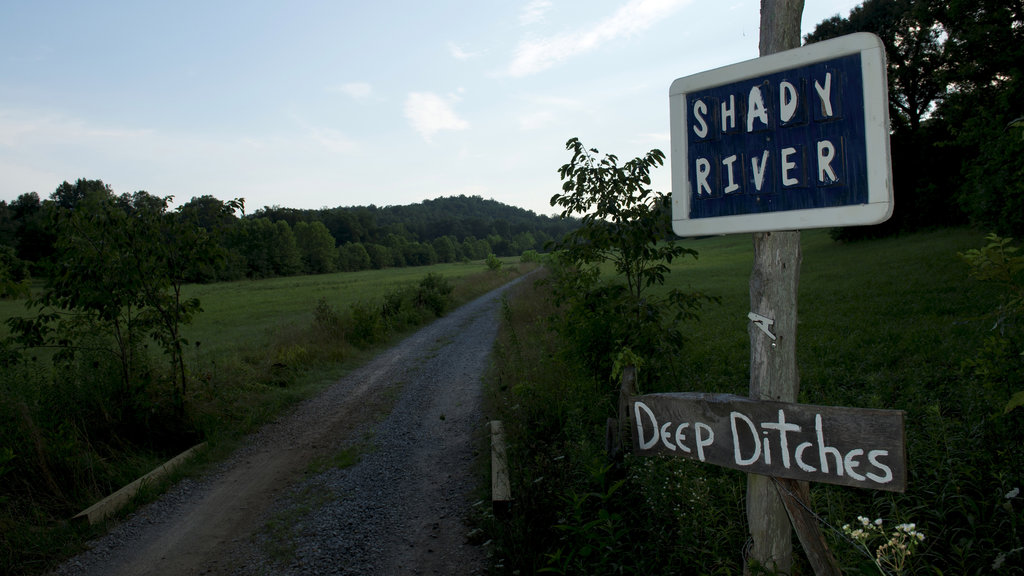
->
<box><xmin>0</xmin><ymin>0</ymin><xmax>863</xmax><ymax>217</ymax></box>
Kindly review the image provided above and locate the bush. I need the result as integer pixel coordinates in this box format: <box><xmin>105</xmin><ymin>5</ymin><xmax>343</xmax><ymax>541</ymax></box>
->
<box><xmin>520</xmin><ymin>249</ymin><xmax>541</xmax><ymax>263</ymax></box>
<box><xmin>486</xmin><ymin>253</ymin><xmax>503</xmax><ymax>271</ymax></box>
<box><xmin>415</xmin><ymin>273</ymin><xmax>453</xmax><ymax>316</ymax></box>
<box><xmin>348</xmin><ymin>300</ymin><xmax>386</xmax><ymax>346</ymax></box>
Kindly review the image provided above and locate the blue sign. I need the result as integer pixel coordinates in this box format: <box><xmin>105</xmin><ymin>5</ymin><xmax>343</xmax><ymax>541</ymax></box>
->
<box><xmin>670</xmin><ymin>33</ymin><xmax>892</xmax><ymax>236</ymax></box>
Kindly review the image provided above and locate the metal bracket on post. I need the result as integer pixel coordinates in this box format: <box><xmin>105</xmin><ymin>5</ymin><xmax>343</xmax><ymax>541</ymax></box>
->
<box><xmin>748</xmin><ymin>312</ymin><xmax>777</xmax><ymax>341</ymax></box>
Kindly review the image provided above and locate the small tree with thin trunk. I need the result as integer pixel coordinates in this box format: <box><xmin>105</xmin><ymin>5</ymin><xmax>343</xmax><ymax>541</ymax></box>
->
<box><xmin>548</xmin><ymin>138</ymin><xmax>712</xmax><ymax>385</ymax></box>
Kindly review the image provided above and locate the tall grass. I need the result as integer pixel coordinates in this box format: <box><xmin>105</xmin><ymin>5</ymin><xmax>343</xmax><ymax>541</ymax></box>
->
<box><xmin>0</xmin><ymin>257</ymin><xmax>531</xmax><ymax>575</ymax></box>
<box><xmin>484</xmin><ymin>229</ymin><xmax>1023</xmax><ymax>574</ymax></box>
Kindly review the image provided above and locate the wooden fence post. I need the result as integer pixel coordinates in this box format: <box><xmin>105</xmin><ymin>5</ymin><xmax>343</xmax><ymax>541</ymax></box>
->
<box><xmin>607</xmin><ymin>365</ymin><xmax>638</xmax><ymax>458</ymax></box>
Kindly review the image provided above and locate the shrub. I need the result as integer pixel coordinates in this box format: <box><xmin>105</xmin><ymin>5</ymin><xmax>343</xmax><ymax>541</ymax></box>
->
<box><xmin>415</xmin><ymin>273</ymin><xmax>453</xmax><ymax>316</ymax></box>
<box><xmin>520</xmin><ymin>249</ymin><xmax>541</xmax><ymax>263</ymax></box>
<box><xmin>486</xmin><ymin>253</ymin><xmax>503</xmax><ymax>271</ymax></box>
<box><xmin>348</xmin><ymin>300</ymin><xmax>385</xmax><ymax>346</ymax></box>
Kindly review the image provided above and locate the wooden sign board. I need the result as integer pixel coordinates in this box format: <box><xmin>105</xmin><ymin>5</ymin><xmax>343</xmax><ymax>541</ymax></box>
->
<box><xmin>630</xmin><ymin>392</ymin><xmax>906</xmax><ymax>492</ymax></box>
<box><xmin>669</xmin><ymin>32</ymin><xmax>893</xmax><ymax>236</ymax></box>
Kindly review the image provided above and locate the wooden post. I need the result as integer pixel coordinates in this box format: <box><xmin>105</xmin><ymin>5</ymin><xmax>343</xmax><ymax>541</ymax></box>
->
<box><xmin>747</xmin><ymin>2</ymin><xmax>805</xmax><ymax>572</ymax></box>
<box><xmin>748</xmin><ymin>3</ymin><xmax>844</xmax><ymax>574</ymax></box>
<box><xmin>490</xmin><ymin>421</ymin><xmax>512</xmax><ymax>514</ymax></box>
<box><xmin>607</xmin><ymin>365</ymin><xmax>638</xmax><ymax>458</ymax></box>
<box><xmin>747</xmin><ymin>231</ymin><xmax>802</xmax><ymax>574</ymax></box>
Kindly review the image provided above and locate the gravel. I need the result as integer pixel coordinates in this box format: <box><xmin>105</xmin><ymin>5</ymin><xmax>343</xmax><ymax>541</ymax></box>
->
<box><xmin>52</xmin><ymin>273</ymin><xmax>528</xmax><ymax>576</ymax></box>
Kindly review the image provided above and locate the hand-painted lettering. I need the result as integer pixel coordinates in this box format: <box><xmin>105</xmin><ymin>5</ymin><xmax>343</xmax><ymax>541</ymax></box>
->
<box><xmin>814</xmin><ymin>72</ymin><xmax>833</xmax><ymax>117</ymax></box>
<box><xmin>781</xmin><ymin>147</ymin><xmax>800</xmax><ymax>187</ymax></box>
<box><xmin>686</xmin><ymin>68</ymin><xmax>847</xmax><ymax>198</ymax></box>
<box><xmin>722</xmin><ymin>155</ymin><xmax>741</xmax><ymax>194</ymax></box>
<box><xmin>721</xmin><ymin>94</ymin><xmax>737</xmax><ymax>133</ymax></box>
<box><xmin>695</xmin><ymin>158</ymin><xmax>712</xmax><ymax>196</ymax></box>
<box><xmin>779</xmin><ymin>80</ymin><xmax>798</xmax><ymax>123</ymax></box>
<box><xmin>635</xmin><ymin>400</ymin><xmax>899</xmax><ymax>488</ymax></box>
<box><xmin>817</xmin><ymin>140</ymin><xmax>838</xmax><ymax>183</ymax></box>
<box><xmin>693</xmin><ymin>99</ymin><xmax>709</xmax><ymax>139</ymax></box>
<box><xmin>747</xmin><ymin>85</ymin><xmax>768</xmax><ymax>131</ymax></box>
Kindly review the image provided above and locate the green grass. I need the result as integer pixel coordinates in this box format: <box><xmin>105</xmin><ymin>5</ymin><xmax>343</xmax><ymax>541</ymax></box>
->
<box><xmin>0</xmin><ymin>256</ymin><xmax>531</xmax><ymax>575</ymax></box>
<box><xmin>484</xmin><ymin>228</ymin><xmax>1024</xmax><ymax>575</ymax></box>
<box><xmin>180</xmin><ymin>260</ymin><xmax>506</xmax><ymax>358</ymax></box>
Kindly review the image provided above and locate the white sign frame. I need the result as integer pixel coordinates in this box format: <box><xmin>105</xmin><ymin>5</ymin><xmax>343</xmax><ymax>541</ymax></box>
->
<box><xmin>670</xmin><ymin>32</ymin><xmax>893</xmax><ymax>237</ymax></box>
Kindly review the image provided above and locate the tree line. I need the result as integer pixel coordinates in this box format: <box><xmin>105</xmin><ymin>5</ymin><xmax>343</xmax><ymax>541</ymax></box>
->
<box><xmin>0</xmin><ymin>181</ymin><xmax>577</xmax><ymax>292</ymax></box>
<box><xmin>806</xmin><ymin>0</ymin><xmax>1023</xmax><ymax>240</ymax></box>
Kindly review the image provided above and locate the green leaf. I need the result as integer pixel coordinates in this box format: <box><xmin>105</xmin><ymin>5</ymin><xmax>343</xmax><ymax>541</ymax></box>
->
<box><xmin>1005</xmin><ymin>390</ymin><xmax>1024</xmax><ymax>414</ymax></box>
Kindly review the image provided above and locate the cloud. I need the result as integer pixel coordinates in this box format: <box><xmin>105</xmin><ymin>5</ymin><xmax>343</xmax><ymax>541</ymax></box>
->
<box><xmin>519</xmin><ymin>0</ymin><xmax>552</xmax><ymax>25</ymax></box>
<box><xmin>335</xmin><ymin>82</ymin><xmax>373</xmax><ymax>100</ymax></box>
<box><xmin>404</xmin><ymin>92</ymin><xmax>470</xmax><ymax>143</ymax></box>
<box><xmin>447</xmin><ymin>42</ymin><xmax>477</xmax><ymax>61</ymax></box>
<box><xmin>505</xmin><ymin>0</ymin><xmax>689</xmax><ymax>77</ymax></box>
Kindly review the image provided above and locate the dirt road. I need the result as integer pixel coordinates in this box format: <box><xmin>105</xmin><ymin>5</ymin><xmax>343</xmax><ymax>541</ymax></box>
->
<box><xmin>56</xmin><ymin>275</ymin><xmax>526</xmax><ymax>575</ymax></box>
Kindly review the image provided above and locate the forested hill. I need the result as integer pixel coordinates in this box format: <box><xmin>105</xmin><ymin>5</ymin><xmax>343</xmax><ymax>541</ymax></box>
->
<box><xmin>0</xmin><ymin>185</ymin><xmax>578</xmax><ymax>285</ymax></box>
<box><xmin>253</xmin><ymin>195</ymin><xmax>576</xmax><ymax>248</ymax></box>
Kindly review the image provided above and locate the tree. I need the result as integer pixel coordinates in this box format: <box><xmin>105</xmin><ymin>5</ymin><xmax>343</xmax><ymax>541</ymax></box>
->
<box><xmin>51</xmin><ymin>178</ymin><xmax>111</xmax><ymax>210</ymax></box>
<box><xmin>808</xmin><ymin>0</ymin><xmax>1024</xmax><ymax>238</ymax></box>
<box><xmin>402</xmin><ymin>242</ymin><xmax>437</xmax><ymax>267</ymax></box>
<box><xmin>10</xmin><ymin>192</ymin><xmax>55</xmax><ymax>265</ymax></box>
<box><xmin>294</xmin><ymin>220</ymin><xmax>339</xmax><ymax>274</ymax></box>
<box><xmin>176</xmin><ymin>196</ymin><xmax>244</xmax><ymax>282</ymax></box>
<box><xmin>230</xmin><ymin>218</ymin><xmax>302</xmax><ymax>278</ymax></box>
<box><xmin>10</xmin><ymin>185</ymin><xmax>217</xmax><ymax>417</ymax></box>
<box><xmin>339</xmin><ymin>242</ymin><xmax>372</xmax><ymax>271</ymax></box>
<box><xmin>0</xmin><ymin>245</ymin><xmax>30</xmax><ymax>299</ymax></box>
<box><xmin>549</xmin><ymin>138</ymin><xmax>711</xmax><ymax>383</ymax></box>
<box><xmin>364</xmin><ymin>243</ymin><xmax>391</xmax><ymax>269</ymax></box>
<box><xmin>938</xmin><ymin>0</ymin><xmax>1024</xmax><ymax>235</ymax></box>
<box><xmin>552</xmin><ymin>138</ymin><xmax>697</xmax><ymax>313</ymax></box>
<box><xmin>431</xmin><ymin>236</ymin><xmax>457</xmax><ymax>263</ymax></box>
<box><xmin>805</xmin><ymin>0</ymin><xmax>948</xmax><ymax>134</ymax></box>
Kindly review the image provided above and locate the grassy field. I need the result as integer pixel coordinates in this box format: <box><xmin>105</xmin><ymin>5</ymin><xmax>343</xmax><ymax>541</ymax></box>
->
<box><xmin>0</xmin><ymin>256</ymin><xmax>530</xmax><ymax>574</ymax></box>
<box><xmin>483</xmin><ymin>228</ymin><xmax>1023</xmax><ymax>575</ymax></box>
<box><xmin>179</xmin><ymin>261</ymin><xmax>496</xmax><ymax>358</ymax></box>
<box><xmin>665</xmin><ymin>228</ymin><xmax>1001</xmax><ymax>400</ymax></box>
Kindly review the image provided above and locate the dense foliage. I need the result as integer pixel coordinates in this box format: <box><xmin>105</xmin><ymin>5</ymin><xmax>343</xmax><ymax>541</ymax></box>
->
<box><xmin>0</xmin><ymin>182</ymin><xmax>576</xmax><ymax>285</ymax></box>
<box><xmin>806</xmin><ymin>0</ymin><xmax>1023</xmax><ymax>239</ymax></box>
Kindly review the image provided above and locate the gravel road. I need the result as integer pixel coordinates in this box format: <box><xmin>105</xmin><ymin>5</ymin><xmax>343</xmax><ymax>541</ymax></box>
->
<box><xmin>53</xmin><ymin>274</ymin><xmax>528</xmax><ymax>576</ymax></box>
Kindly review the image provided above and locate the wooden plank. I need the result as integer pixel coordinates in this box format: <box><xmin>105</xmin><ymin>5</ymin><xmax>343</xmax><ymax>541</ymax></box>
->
<box><xmin>630</xmin><ymin>393</ymin><xmax>906</xmax><ymax>492</ymax></box>
<box><xmin>776</xmin><ymin>477</ymin><xmax>842</xmax><ymax>576</ymax></box>
<box><xmin>73</xmin><ymin>442</ymin><xmax>206</xmax><ymax>525</ymax></box>
<box><xmin>490</xmin><ymin>421</ymin><xmax>512</xmax><ymax>509</ymax></box>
